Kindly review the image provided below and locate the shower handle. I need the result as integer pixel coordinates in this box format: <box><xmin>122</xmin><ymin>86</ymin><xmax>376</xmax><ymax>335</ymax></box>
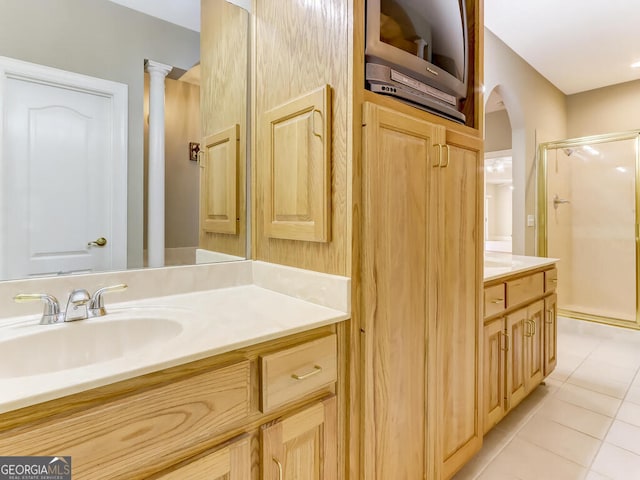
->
<box><xmin>553</xmin><ymin>194</ymin><xmax>571</xmax><ymax>210</ymax></box>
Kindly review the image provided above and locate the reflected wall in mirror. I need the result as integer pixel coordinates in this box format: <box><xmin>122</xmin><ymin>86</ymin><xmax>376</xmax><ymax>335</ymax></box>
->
<box><xmin>199</xmin><ymin>0</ymin><xmax>248</xmax><ymax>260</ymax></box>
<box><xmin>484</xmin><ymin>88</ymin><xmax>513</xmax><ymax>253</ymax></box>
<box><xmin>0</xmin><ymin>0</ymin><xmax>249</xmax><ymax>282</ymax></box>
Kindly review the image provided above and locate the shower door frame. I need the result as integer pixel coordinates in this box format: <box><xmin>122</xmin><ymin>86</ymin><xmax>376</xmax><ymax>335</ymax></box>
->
<box><xmin>537</xmin><ymin>130</ymin><xmax>640</xmax><ymax>330</ymax></box>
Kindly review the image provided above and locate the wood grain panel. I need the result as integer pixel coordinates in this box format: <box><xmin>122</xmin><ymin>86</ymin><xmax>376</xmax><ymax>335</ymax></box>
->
<box><xmin>361</xmin><ymin>102</ymin><xmax>436</xmax><ymax>480</ymax></box>
<box><xmin>483</xmin><ymin>318</ymin><xmax>506</xmax><ymax>433</ymax></box>
<box><xmin>261</xmin><ymin>396</ymin><xmax>337</xmax><ymax>480</ymax></box>
<box><xmin>484</xmin><ymin>283</ymin><xmax>506</xmax><ymax>319</ymax></box>
<box><xmin>438</xmin><ymin>137</ymin><xmax>482</xmax><ymax>478</ymax></box>
<box><xmin>201</xmin><ymin>125</ymin><xmax>239</xmax><ymax>234</ymax></box>
<box><xmin>506</xmin><ymin>272</ymin><xmax>544</xmax><ymax>309</ymax></box>
<box><xmin>506</xmin><ymin>308</ymin><xmax>527</xmax><ymax>410</ymax></box>
<box><xmin>155</xmin><ymin>435</ymin><xmax>251</xmax><ymax>480</ymax></box>
<box><xmin>525</xmin><ymin>299</ymin><xmax>545</xmax><ymax>394</ymax></box>
<box><xmin>545</xmin><ymin>267</ymin><xmax>558</xmax><ymax>292</ymax></box>
<box><xmin>0</xmin><ymin>361</ymin><xmax>250</xmax><ymax>480</ymax></box>
<box><xmin>263</xmin><ymin>85</ymin><xmax>332</xmax><ymax>242</ymax></box>
<box><xmin>254</xmin><ymin>0</ymin><xmax>348</xmax><ymax>274</ymax></box>
<box><xmin>260</xmin><ymin>334</ymin><xmax>337</xmax><ymax>413</ymax></box>
<box><xmin>200</xmin><ymin>0</ymin><xmax>247</xmax><ymax>256</ymax></box>
<box><xmin>544</xmin><ymin>293</ymin><xmax>558</xmax><ymax>376</ymax></box>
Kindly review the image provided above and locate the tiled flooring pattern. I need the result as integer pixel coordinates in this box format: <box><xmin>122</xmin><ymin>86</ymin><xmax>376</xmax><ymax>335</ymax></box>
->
<box><xmin>454</xmin><ymin>317</ymin><xmax>640</xmax><ymax>480</ymax></box>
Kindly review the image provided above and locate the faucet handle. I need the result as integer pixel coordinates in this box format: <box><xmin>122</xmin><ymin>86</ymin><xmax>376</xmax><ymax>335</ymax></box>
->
<box><xmin>13</xmin><ymin>293</ymin><xmax>61</xmax><ymax>324</ymax></box>
<box><xmin>89</xmin><ymin>284</ymin><xmax>128</xmax><ymax>316</ymax></box>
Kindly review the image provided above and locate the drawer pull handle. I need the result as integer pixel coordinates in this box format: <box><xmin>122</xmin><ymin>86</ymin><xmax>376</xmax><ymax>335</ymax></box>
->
<box><xmin>511</xmin><ymin>282</ymin><xmax>522</xmax><ymax>287</ymax></box>
<box><xmin>490</xmin><ymin>298</ymin><xmax>504</xmax><ymax>304</ymax></box>
<box><xmin>291</xmin><ymin>365</ymin><xmax>322</xmax><ymax>380</ymax></box>
<box><xmin>273</xmin><ymin>457</ymin><xmax>283</xmax><ymax>480</ymax></box>
<box><xmin>550</xmin><ymin>278</ymin><xmax>558</xmax><ymax>283</ymax></box>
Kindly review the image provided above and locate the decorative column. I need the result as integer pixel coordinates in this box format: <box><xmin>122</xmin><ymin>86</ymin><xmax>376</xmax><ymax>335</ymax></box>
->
<box><xmin>145</xmin><ymin>60</ymin><xmax>172</xmax><ymax>268</ymax></box>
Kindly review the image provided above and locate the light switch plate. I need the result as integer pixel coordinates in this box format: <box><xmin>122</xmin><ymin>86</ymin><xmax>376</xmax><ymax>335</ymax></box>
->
<box><xmin>527</xmin><ymin>214</ymin><xmax>535</xmax><ymax>227</ymax></box>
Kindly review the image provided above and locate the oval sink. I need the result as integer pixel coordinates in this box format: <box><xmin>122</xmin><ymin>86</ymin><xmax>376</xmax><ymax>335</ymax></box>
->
<box><xmin>0</xmin><ymin>317</ymin><xmax>183</xmax><ymax>378</ymax></box>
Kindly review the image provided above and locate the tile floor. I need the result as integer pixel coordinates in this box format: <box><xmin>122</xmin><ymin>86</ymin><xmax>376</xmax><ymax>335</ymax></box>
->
<box><xmin>454</xmin><ymin>316</ymin><xmax>640</xmax><ymax>480</ymax></box>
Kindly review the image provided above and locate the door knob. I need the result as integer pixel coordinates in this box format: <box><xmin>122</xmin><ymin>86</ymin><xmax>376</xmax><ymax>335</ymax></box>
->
<box><xmin>87</xmin><ymin>237</ymin><xmax>107</xmax><ymax>247</ymax></box>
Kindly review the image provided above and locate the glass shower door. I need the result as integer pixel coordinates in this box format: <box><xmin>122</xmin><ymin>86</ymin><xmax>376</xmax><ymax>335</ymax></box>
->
<box><xmin>540</xmin><ymin>134</ymin><xmax>639</xmax><ymax>328</ymax></box>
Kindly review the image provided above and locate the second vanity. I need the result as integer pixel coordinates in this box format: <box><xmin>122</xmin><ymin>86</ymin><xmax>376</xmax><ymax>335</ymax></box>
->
<box><xmin>0</xmin><ymin>261</ymin><xmax>349</xmax><ymax>479</ymax></box>
<box><xmin>482</xmin><ymin>252</ymin><xmax>559</xmax><ymax>434</ymax></box>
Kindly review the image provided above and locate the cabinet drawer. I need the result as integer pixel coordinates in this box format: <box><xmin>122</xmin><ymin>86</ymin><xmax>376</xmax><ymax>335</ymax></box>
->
<box><xmin>155</xmin><ymin>435</ymin><xmax>251</xmax><ymax>480</ymax></box>
<box><xmin>506</xmin><ymin>272</ymin><xmax>544</xmax><ymax>308</ymax></box>
<box><xmin>484</xmin><ymin>283</ymin><xmax>506</xmax><ymax>318</ymax></box>
<box><xmin>0</xmin><ymin>361</ymin><xmax>251</xmax><ymax>480</ymax></box>
<box><xmin>545</xmin><ymin>268</ymin><xmax>558</xmax><ymax>292</ymax></box>
<box><xmin>260</xmin><ymin>334</ymin><xmax>337</xmax><ymax>413</ymax></box>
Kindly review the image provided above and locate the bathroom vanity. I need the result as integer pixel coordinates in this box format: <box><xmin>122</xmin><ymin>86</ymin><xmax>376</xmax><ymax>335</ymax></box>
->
<box><xmin>482</xmin><ymin>253</ymin><xmax>558</xmax><ymax>433</ymax></box>
<box><xmin>0</xmin><ymin>261</ymin><xmax>349</xmax><ymax>480</ymax></box>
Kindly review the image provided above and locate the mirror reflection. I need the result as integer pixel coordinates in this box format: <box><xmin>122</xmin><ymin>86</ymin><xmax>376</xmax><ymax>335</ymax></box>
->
<box><xmin>0</xmin><ymin>0</ymin><xmax>248</xmax><ymax>281</ymax></box>
<box><xmin>484</xmin><ymin>89</ymin><xmax>513</xmax><ymax>253</ymax></box>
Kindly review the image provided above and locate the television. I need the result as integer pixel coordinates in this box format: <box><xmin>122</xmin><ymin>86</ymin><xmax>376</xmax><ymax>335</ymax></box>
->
<box><xmin>365</xmin><ymin>0</ymin><xmax>468</xmax><ymax>123</ymax></box>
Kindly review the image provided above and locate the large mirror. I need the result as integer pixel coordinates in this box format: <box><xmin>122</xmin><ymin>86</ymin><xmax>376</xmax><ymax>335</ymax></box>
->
<box><xmin>0</xmin><ymin>0</ymin><xmax>249</xmax><ymax>281</ymax></box>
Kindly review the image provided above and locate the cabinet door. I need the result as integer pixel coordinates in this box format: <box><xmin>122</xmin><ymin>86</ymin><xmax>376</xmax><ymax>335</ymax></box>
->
<box><xmin>155</xmin><ymin>435</ymin><xmax>251</xmax><ymax>480</ymax></box>
<box><xmin>483</xmin><ymin>318</ymin><xmax>506</xmax><ymax>434</ymax></box>
<box><xmin>200</xmin><ymin>125</ymin><xmax>239</xmax><ymax>235</ymax></box>
<box><xmin>506</xmin><ymin>308</ymin><xmax>527</xmax><ymax>410</ymax></box>
<box><xmin>361</xmin><ymin>102</ymin><xmax>438</xmax><ymax>480</ymax></box>
<box><xmin>544</xmin><ymin>293</ymin><xmax>558</xmax><ymax>376</ymax></box>
<box><xmin>437</xmin><ymin>132</ymin><xmax>483</xmax><ymax>478</ymax></box>
<box><xmin>262</xmin><ymin>396</ymin><xmax>337</xmax><ymax>480</ymax></box>
<box><xmin>525</xmin><ymin>300</ymin><xmax>545</xmax><ymax>393</ymax></box>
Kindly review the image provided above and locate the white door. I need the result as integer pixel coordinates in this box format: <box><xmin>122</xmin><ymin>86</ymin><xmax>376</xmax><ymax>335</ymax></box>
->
<box><xmin>0</xmin><ymin>57</ymin><xmax>127</xmax><ymax>279</ymax></box>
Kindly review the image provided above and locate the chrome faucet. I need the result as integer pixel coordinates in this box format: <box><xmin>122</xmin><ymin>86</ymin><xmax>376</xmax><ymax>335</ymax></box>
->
<box><xmin>64</xmin><ymin>289</ymin><xmax>91</xmax><ymax>322</ymax></box>
<box><xmin>13</xmin><ymin>284</ymin><xmax>128</xmax><ymax>324</ymax></box>
<box><xmin>88</xmin><ymin>284</ymin><xmax>128</xmax><ymax>317</ymax></box>
<box><xmin>13</xmin><ymin>293</ymin><xmax>62</xmax><ymax>325</ymax></box>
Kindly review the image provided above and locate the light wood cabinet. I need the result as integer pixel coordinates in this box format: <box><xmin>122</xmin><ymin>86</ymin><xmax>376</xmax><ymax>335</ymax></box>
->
<box><xmin>505</xmin><ymin>306</ymin><xmax>527</xmax><ymax>410</ymax></box>
<box><xmin>544</xmin><ymin>292</ymin><xmax>558</xmax><ymax>375</ymax></box>
<box><xmin>524</xmin><ymin>300</ymin><xmax>545</xmax><ymax>395</ymax></box>
<box><xmin>505</xmin><ymin>301</ymin><xmax>544</xmax><ymax>411</ymax></box>
<box><xmin>262</xmin><ymin>396</ymin><xmax>337</xmax><ymax>480</ymax></box>
<box><xmin>436</xmin><ymin>130</ymin><xmax>483</xmax><ymax>478</ymax></box>
<box><xmin>483</xmin><ymin>266</ymin><xmax>558</xmax><ymax>433</ymax></box>
<box><xmin>361</xmin><ymin>102</ymin><xmax>437</xmax><ymax>480</ymax></box>
<box><xmin>202</xmin><ymin>0</ymin><xmax>485</xmax><ymax>477</ymax></box>
<box><xmin>200</xmin><ymin>125</ymin><xmax>239</xmax><ymax>235</ymax></box>
<box><xmin>260</xmin><ymin>334</ymin><xmax>337</xmax><ymax>413</ymax></box>
<box><xmin>262</xmin><ymin>85</ymin><xmax>332</xmax><ymax>243</ymax></box>
<box><xmin>0</xmin><ymin>326</ymin><xmax>340</xmax><ymax>480</ymax></box>
<box><xmin>483</xmin><ymin>318</ymin><xmax>506</xmax><ymax>433</ymax></box>
<box><xmin>361</xmin><ymin>101</ymin><xmax>482</xmax><ymax>479</ymax></box>
<box><xmin>154</xmin><ymin>435</ymin><xmax>251</xmax><ymax>480</ymax></box>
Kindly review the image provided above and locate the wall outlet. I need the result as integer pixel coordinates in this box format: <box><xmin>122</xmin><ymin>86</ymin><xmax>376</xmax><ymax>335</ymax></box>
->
<box><xmin>527</xmin><ymin>214</ymin><xmax>536</xmax><ymax>227</ymax></box>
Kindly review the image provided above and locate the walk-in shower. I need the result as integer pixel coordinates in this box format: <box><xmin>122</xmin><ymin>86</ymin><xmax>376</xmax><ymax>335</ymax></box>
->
<box><xmin>538</xmin><ymin>131</ymin><xmax>640</xmax><ymax>329</ymax></box>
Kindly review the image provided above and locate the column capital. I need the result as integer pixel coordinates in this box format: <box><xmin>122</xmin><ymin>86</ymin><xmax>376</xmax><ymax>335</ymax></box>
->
<box><xmin>145</xmin><ymin>60</ymin><xmax>173</xmax><ymax>77</ymax></box>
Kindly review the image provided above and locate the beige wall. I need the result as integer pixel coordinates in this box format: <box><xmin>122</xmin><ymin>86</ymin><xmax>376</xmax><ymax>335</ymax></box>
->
<box><xmin>484</xmin><ymin>29</ymin><xmax>567</xmax><ymax>255</ymax></box>
<box><xmin>485</xmin><ymin>110</ymin><xmax>513</xmax><ymax>152</ymax></box>
<box><xmin>0</xmin><ymin>0</ymin><xmax>200</xmax><ymax>268</ymax></box>
<box><xmin>144</xmin><ymin>75</ymin><xmax>200</xmax><ymax>250</ymax></box>
<box><xmin>567</xmin><ymin>80</ymin><xmax>640</xmax><ymax>138</ymax></box>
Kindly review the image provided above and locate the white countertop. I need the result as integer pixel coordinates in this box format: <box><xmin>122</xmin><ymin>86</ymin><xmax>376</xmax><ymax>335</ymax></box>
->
<box><xmin>0</xmin><ymin>262</ymin><xmax>350</xmax><ymax>414</ymax></box>
<box><xmin>484</xmin><ymin>252</ymin><xmax>559</xmax><ymax>282</ymax></box>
